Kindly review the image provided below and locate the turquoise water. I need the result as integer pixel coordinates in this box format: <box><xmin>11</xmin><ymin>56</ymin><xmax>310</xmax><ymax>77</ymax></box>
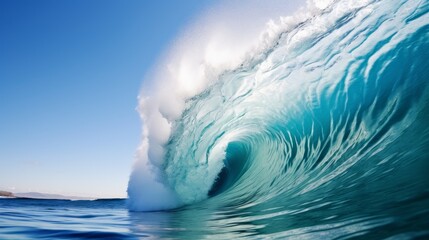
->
<box><xmin>2</xmin><ymin>0</ymin><xmax>429</xmax><ymax>239</ymax></box>
<box><xmin>126</xmin><ymin>0</ymin><xmax>429</xmax><ymax>238</ymax></box>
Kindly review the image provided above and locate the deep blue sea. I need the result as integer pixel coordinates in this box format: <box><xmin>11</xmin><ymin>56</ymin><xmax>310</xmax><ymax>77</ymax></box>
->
<box><xmin>0</xmin><ymin>199</ymin><xmax>132</xmax><ymax>239</ymax></box>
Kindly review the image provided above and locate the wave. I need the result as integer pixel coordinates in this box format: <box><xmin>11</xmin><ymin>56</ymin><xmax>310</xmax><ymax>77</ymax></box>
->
<box><xmin>127</xmin><ymin>0</ymin><xmax>429</xmax><ymax>212</ymax></box>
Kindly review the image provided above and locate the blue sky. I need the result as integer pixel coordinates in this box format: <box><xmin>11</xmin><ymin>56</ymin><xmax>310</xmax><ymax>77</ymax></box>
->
<box><xmin>0</xmin><ymin>0</ymin><xmax>215</xmax><ymax>198</ymax></box>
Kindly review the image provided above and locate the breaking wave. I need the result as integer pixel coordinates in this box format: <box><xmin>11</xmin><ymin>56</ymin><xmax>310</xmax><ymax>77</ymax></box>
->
<box><xmin>128</xmin><ymin>1</ymin><xmax>429</xmax><ymax>229</ymax></box>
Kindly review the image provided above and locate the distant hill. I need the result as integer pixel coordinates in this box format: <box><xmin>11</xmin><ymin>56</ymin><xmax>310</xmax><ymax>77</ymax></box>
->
<box><xmin>0</xmin><ymin>191</ymin><xmax>14</xmax><ymax>197</ymax></box>
<box><xmin>0</xmin><ymin>190</ymin><xmax>94</xmax><ymax>200</ymax></box>
<box><xmin>0</xmin><ymin>190</ymin><xmax>125</xmax><ymax>200</ymax></box>
<box><xmin>13</xmin><ymin>192</ymin><xmax>94</xmax><ymax>200</ymax></box>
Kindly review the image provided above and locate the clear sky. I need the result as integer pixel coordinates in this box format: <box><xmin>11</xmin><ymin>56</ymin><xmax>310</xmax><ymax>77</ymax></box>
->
<box><xmin>0</xmin><ymin>0</ymin><xmax>215</xmax><ymax>198</ymax></box>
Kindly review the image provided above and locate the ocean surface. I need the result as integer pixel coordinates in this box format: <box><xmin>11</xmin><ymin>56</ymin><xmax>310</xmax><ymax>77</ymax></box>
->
<box><xmin>3</xmin><ymin>0</ymin><xmax>429</xmax><ymax>239</ymax></box>
<box><xmin>0</xmin><ymin>194</ymin><xmax>428</xmax><ymax>239</ymax></box>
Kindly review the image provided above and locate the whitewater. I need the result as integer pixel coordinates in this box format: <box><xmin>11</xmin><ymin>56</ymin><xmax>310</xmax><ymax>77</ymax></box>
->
<box><xmin>126</xmin><ymin>0</ymin><xmax>429</xmax><ymax>238</ymax></box>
